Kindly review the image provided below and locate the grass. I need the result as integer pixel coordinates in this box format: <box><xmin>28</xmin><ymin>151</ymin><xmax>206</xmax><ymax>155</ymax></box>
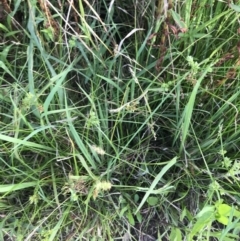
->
<box><xmin>1</xmin><ymin>0</ymin><xmax>240</xmax><ymax>240</ymax></box>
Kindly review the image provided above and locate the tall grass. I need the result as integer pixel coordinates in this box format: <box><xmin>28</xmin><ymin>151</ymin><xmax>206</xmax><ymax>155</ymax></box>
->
<box><xmin>0</xmin><ymin>0</ymin><xmax>240</xmax><ymax>240</ymax></box>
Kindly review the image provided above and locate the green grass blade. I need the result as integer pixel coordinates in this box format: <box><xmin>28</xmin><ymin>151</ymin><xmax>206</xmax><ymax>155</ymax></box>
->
<box><xmin>0</xmin><ymin>182</ymin><xmax>37</xmax><ymax>193</ymax></box>
<box><xmin>135</xmin><ymin>157</ymin><xmax>177</xmax><ymax>214</ymax></box>
<box><xmin>179</xmin><ymin>65</ymin><xmax>213</xmax><ymax>152</ymax></box>
<box><xmin>0</xmin><ymin>133</ymin><xmax>55</xmax><ymax>151</ymax></box>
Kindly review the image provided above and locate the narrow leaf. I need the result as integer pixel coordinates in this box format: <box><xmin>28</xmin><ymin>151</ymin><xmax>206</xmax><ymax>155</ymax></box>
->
<box><xmin>229</xmin><ymin>4</ymin><xmax>240</xmax><ymax>12</ymax></box>
<box><xmin>0</xmin><ymin>182</ymin><xmax>37</xmax><ymax>193</ymax></box>
<box><xmin>135</xmin><ymin>157</ymin><xmax>177</xmax><ymax>214</ymax></box>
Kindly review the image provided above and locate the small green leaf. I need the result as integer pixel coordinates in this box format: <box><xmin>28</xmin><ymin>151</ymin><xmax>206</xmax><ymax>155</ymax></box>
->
<box><xmin>170</xmin><ymin>227</ymin><xmax>182</xmax><ymax>241</ymax></box>
<box><xmin>217</xmin><ymin>204</ymin><xmax>231</xmax><ymax>216</ymax></box>
<box><xmin>147</xmin><ymin>196</ymin><xmax>159</xmax><ymax>206</ymax></box>
<box><xmin>233</xmin><ymin>209</ymin><xmax>240</xmax><ymax>217</ymax></box>
<box><xmin>180</xmin><ymin>207</ymin><xmax>187</xmax><ymax>222</ymax></box>
<box><xmin>119</xmin><ymin>206</ymin><xmax>128</xmax><ymax>218</ymax></box>
<box><xmin>215</xmin><ymin>203</ymin><xmax>234</xmax><ymax>225</ymax></box>
<box><xmin>229</xmin><ymin>4</ymin><xmax>240</xmax><ymax>12</ymax></box>
<box><xmin>217</xmin><ymin>215</ymin><xmax>229</xmax><ymax>225</ymax></box>
<box><xmin>127</xmin><ymin>209</ymin><xmax>135</xmax><ymax>226</ymax></box>
<box><xmin>195</xmin><ymin>205</ymin><xmax>215</xmax><ymax>219</ymax></box>
<box><xmin>180</xmin><ymin>207</ymin><xmax>193</xmax><ymax>222</ymax></box>
<box><xmin>0</xmin><ymin>23</ymin><xmax>9</xmax><ymax>32</ymax></box>
<box><xmin>41</xmin><ymin>27</ymin><xmax>54</xmax><ymax>41</ymax></box>
<box><xmin>134</xmin><ymin>194</ymin><xmax>140</xmax><ymax>203</ymax></box>
<box><xmin>190</xmin><ymin>211</ymin><xmax>215</xmax><ymax>238</ymax></box>
<box><xmin>136</xmin><ymin>211</ymin><xmax>142</xmax><ymax>223</ymax></box>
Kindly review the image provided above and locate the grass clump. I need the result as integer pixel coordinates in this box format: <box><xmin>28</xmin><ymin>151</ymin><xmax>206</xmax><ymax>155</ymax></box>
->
<box><xmin>1</xmin><ymin>0</ymin><xmax>240</xmax><ymax>240</ymax></box>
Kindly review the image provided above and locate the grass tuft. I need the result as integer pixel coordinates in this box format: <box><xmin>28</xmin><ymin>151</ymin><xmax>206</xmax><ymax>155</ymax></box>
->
<box><xmin>0</xmin><ymin>0</ymin><xmax>240</xmax><ymax>240</ymax></box>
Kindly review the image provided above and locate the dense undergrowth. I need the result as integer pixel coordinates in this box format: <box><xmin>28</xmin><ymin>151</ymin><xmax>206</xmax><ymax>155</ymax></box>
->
<box><xmin>1</xmin><ymin>0</ymin><xmax>240</xmax><ymax>240</ymax></box>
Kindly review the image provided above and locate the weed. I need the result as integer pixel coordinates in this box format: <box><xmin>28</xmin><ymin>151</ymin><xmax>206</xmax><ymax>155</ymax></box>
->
<box><xmin>0</xmin><ymin>0</ymin><xmax>240</xmax><ymax>240</ymax></box>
